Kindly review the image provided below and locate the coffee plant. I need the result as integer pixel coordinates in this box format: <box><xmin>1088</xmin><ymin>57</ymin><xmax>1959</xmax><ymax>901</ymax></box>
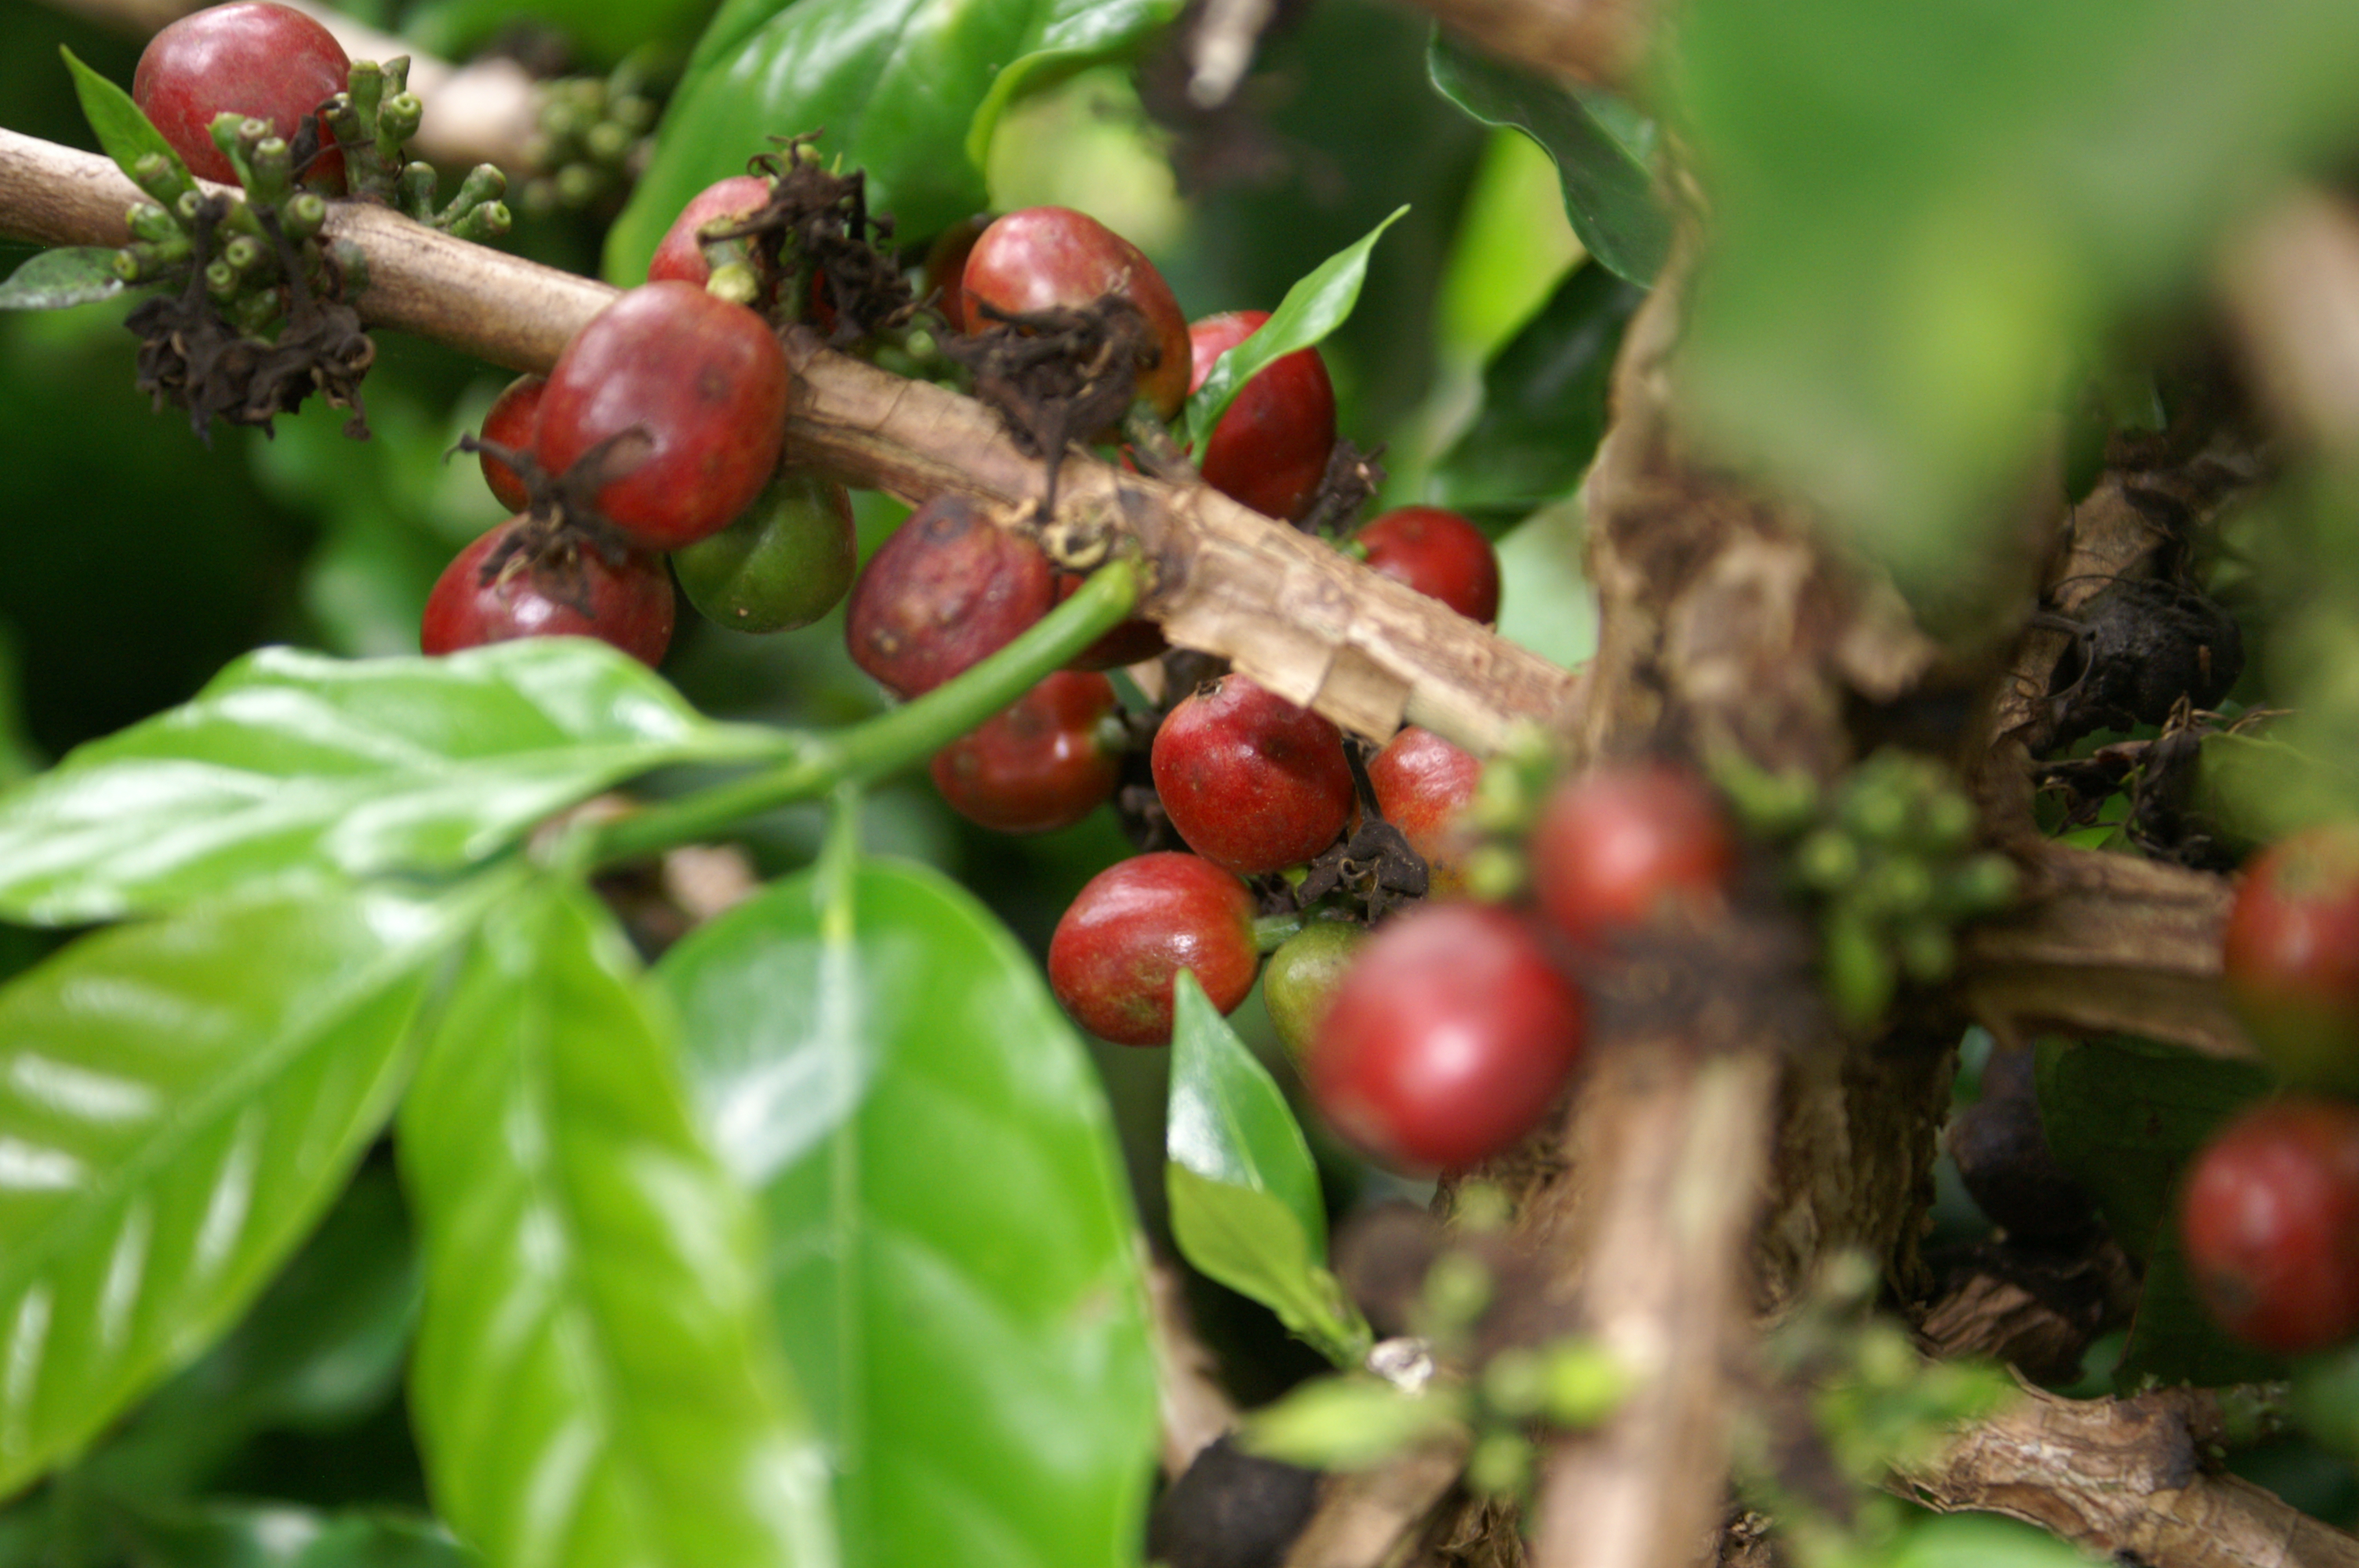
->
<box><xmin>3</xmin><ymin>0</ymin><xmax>2359</xmax><ymax>1566</ymax></box>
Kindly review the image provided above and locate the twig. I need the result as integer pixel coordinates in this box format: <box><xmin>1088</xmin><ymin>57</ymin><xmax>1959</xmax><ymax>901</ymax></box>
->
<box><xmin>1529</xmin><ymin>1035</ymin><xmax>1779</xmax><ymax>1568</ymax></box>
<box><xmin>0</xmin><ymin>129</ymin><xmax>1581</xmax><ymax>756</ymax></box>
<box><xmin>2222</xmin><ymin>189</ymin><xmax>2359</xmax><ymax>458</ymax></box>
<box><xmin>1898</xmin><ymin>1384</ymin><xmax>2359</xmax><ymax>1568</ymax></box>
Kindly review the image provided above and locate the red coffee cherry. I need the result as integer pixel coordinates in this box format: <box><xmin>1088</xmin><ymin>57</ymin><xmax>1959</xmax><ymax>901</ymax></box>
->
<box><xmin>477</xmin><ymin>373</ymin><xmax>545</xmax><ymax>514</ymax></box>
<box><xmin>2180</xmin><ymin>1097</ymin><xmax>2359</xmax><ymax>1353</ymax></box>
<box><xmin>845</xmin><ymin>493</ymin><xmax>1055</xmax><ymax>699</ymax></box>
<box><xmin>420</xmin><ymin>520</ymin><xmax>674</xmax><ymax>667</ymax></box>
<box><xmin>646</xmin><ymin>174</ymin><xmax>773</xmax><ymax>288</ymax></box>
<box><xmin>134</xmin><ymin>2</ymin><xmax>350</xmax><ymax>188</ymax></box>
<box><xmin>1368</xmin><ymin>727</ymin><xmax>1481</xmax><ymax>898</ymax></box>
<box><xmin>1048</xmin><ymin>853</ymin><xmax>1259</xmax><ymax>1046</ymax></box>
<box><xmin>1529</xmin><ymin>762</ymin><xmax>1736</xmax><ymax>945</ymax></box>
<box><xmin>961</xmin><ymin>206</ymin><xmax>1192</xmax><ymax>419</ymax></box>
<box><xmin>672</xmin><ymin>468</ymin><xmax>857</xmax><ymax>634</ymax></box>
<box><xmin>1151</xmin><ymin>675</ymin><xmax>1354</xmax><ymax>877</ymax></box>
<box><xmin>931</xmin><ymin>671</ymin><xmax>1123</xmax><ymax>834</ymax></box>
<box><xmin>2223</xmin><ymin>823</ymin><xmax>2359</xmax><ymax>1093</ymax></box>
<box><xmin>1353</xmin><ymin>506</ymin><xmax>1502</xmax><ymax>625</ymax></box>
<box><xmin>1307</xmin><ymin>903</ymin><xmax>1587</xmax><ymax>1172</ymax></box>
<box><xmin>1190</xmin><ymin>310</ymin><xmax>1336</xmax><ymax>523</ymax></box>
<box><xmin>535</xmin><ymin>281</ymin><xmax>790</xmax><ymax>550</ymax></box>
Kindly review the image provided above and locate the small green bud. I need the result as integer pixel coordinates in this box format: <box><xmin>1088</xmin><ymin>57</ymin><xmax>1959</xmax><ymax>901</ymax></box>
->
<box><xmin>1943</xmin><ymin>853</ymin><xmax>2020</xmax><ymax>916</ymax></box>
<box><xmin>379</xmin><ymin>92</ymin><xmax>423</xmax><ymax>147</ymax></box>
<box><xmin>1821</xmin><ymin>909</ymin><xmax>1895</xmax><ymax>1027</ymax></box>
<box><xmin>1857</xmin><ymin>855</ymin><xmax>1934</xmax><ymax>918</ymax></box>
<box><xmin>125</xmin><ymin>202</ymin><xmax>177</xmax><ymax>243</ymax></box>
<box><xmin>281</xmin><ymin>192</ymin><xmax>327</xmax><ymax>240</ymax></box>
<box><xmin>203</xmin><ymin>258</ymin><xmax>240</xmax><ymax>301</ymax></box>
<box><xmin>1896</xmin><ymin>920</ymin><xmax>1956</xmax><ymax>984</ymax></box>
<box><xmin>445</xmin><ymin>203</ymin><xmax>511</xmax><ymax>245</ymax></box>
<box><xmin>1921</xmin><ymin>791</ymin><xmax>1978</xmax><ymax>853</ymax></box>
<box><xmin>1465</xmin><ymin>1432</ymin><xmax>1531</xmax><ymax>1497</ymax></box>
<box><xmin>1481</xmin><ymin>1348</ymin><xmax>1547</xmax><ymax>1418</ymax></box>
<box><xmin>131</xmin><ymin>152</ymin><xmax>196</xmax><ymax>210</ymax></box>
<box><xmin>1794</xmin><ymin>828</ymin><xmax>1859</xmax><ymax>891</ymax></box>
<box><xmin>221</xmin><ymin>234</ymin><xmax>267</xmax><ymax>275</ymax></box>
<box><xmin>1539</xmin><ymin>1339</ymin><xmax>1628</xmax><ymax>1428</ymax></box>
<box><xmin>554</xmin><ymin>164</ymin><xmax>603</xmax><ymax>209</ymax></box>
<box><xmin>1422</xmin><ymin>1251</ymin><xmax>1494</xmax><ymax>1335</ymax></box>
<box><xmin>583</xmin><ymin>121</ymin><xmax>633</xmax><ymax>163</ymax></box>
<box><xmin>397</xmin><ymin>162</ymin><xmax>438</xmax><ymax>220</ymax></box>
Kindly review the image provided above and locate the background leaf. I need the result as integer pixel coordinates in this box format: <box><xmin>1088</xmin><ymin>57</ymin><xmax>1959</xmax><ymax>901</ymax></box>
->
<box><xmin>107</xmin><ymin>1503</ymin><xmax>475</xmax><ymax>1568</ymax></box>
<box><xmin>0</xmin><ymin>640</ymin><xmax>783</xmax><ymax>924</ymax></box>
<box><xmin>399</xmin><ymin>880</ymin><xmax>837</xmax><ymax>1568</ymax></box>
<box><xmin>0</xmin><ymin>886</ymin><xmax>457</xmax><ymax>1501</ymax></box>
<box><xmin>606</xmin><ymin>0</ymin><xmax>1183</xmax><ymax>281</ymax></box>
<box><xmin>2035</xmin><ymin>1034</ymin><xmax>2281</xmax><ymax>1389</ymax></box>
<box><xmin>1427</xmin><ymin>261</ymin><xmax>1643</xmax><ymax>532</ymax></box>
<box><xmin>1672</xmin><ymin>0</ymin><xmax>2359</xmax><ymax>604</ymax></box>
<box><xmin>1183</xmin><ymin>208</ymin><xmax>1408</xmax><ymax>449</ymax></box>
<box><xmin>658</xmin><ymin>857</ymin><xmax>1158</xmax><ymax>1568</ymax></box>
<box><xmin>1426</xmin><ymin>35</ymin><xmax>1668</xmax><ymax>285</ymax></box>
<box><xmin>60</xmin><ymin>47</ymin><xmax>181</xmax><ymax>183</ymax></box>
<box><xmin>0</xmin><ymin>249</ymin><xmax>124</xmax><ymax>311</ymax></box>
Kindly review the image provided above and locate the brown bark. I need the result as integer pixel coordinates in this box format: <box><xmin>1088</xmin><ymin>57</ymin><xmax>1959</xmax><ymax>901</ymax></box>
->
<box><xmin>1900</xmin><ymin>1386</ymin><xmax>2359</xmax><ymax>1568</ymax></box>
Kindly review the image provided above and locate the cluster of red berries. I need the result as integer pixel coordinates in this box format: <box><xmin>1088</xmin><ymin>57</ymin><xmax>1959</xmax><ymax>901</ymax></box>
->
<box><xmin>2179</xmin><ymin>822</ymin><xmax>2359</xmax><ymax>1354</ymax></box>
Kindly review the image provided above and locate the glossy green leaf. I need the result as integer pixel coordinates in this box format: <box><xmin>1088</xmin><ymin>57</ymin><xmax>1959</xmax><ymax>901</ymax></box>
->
<box><xmin>1183</xmin><ymin>208</ymin><xmax>1410</xmax><ymax>450</ymax></box>
<box><xmin>1674</xmin><ymin>0</ymin><xmax>2359</xmax><ymax>602</ymax></box>
<box><xmin>96</xmin><ymin>1163</ymin><xmax>420</xmax><ymax>1497</ymax></box>
<box><xmin>2114</xmin><ymin>1214</ymin><xmax>2284</xmax><ymax>1392</ymax></box>
<box><xmin>61</xmin><ymin>47</ymin><xmax>182</xmax><ymax>185</ymax></box>
<box><xmin>1426</xmin><ymin>35</ymin><xmax>1667</xmax><ymax>285</ymax></box>
<box><xmin>1168</xmin><ymin>973</ymin><xmax>1326</xmax><ymax>1250</ymax></box>
<box><xmin>658</xmin><ymin>857</ymin><xmax>1158</xmax><ymax>1568</ymax></box>
<box><xmin>0</xmin><ymin>249</ymin><xmax>125</xmax><ymax>311</ymax></box>
<box><xmin>0</xmin><ymin>640</ymin><xmax>784</xmax><ymax>924</ymax></box>
<box><xmin>607</xmin><ymin>0</ymin><xmax>1183</xmax><ymax>281</ymax></box>
<box><xmin>1429</xmin><ymin>261</ymin><xmax>1644</xmax><ymax>531</ymax></box>
<box><xmin>400</xmin><ymin>880</ymin><xmax>837</xmax><ymax>1568</ymax></box>
<box><xmin>0</xmin><ymin>886</ymin><xmax>459</xmax><ymax>1501</ymax></box>
<box><xmin>1167</xmin><ymin>1168</ymin><xmax>1367</xmax><ymax>1368</ymax></box>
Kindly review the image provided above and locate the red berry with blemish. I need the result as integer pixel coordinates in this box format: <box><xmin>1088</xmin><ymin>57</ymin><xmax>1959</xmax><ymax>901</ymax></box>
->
<box><xmin>647</xmin><ymin>174</ymin><xmax>773</xmax><ymax>288</ymax></box>
<box><xmin>1528</xmin><ymin>762</ymin><xmax>1736</xmax><ymax>945</ymax></box>
<box><xmin>1368</xmin><ymin>727</ymin><xmax>1482</xmax><ymax>897</ymax></box>
<box><xmin>2223</xmin><ymin>823</ymin><xmax>2359</xmax><ymax>1094</ymax></box>
<box><xmin>1151</xmin><ymin>674</ymin><xmax>1354</xmax><ymax>877</ymax></box>
<box><xmin>420</xmin><ymin>520</ymin><xmax>674</xmax><ymax>667</ymax></box>
<box><xmin>535</xmin><ymin>281</ymin><xmax>790</xmax><ymax>550</ymax></box>
<box><xmin>961</xmin><ymin>206</ymin><xmax>1191</xmax><ymax>419</ymax></box>
<box><xmin>477</xmin><ymin>374</ymin><xmax>545</xmax><ymax>514</ymax></box>
<box><xmin>845</xmin><ymin>492</ymin><xmax>1055</xmax><ymax>699</ymax></box>
<box><xmin>1048</xmin><ymin>852</ymin><xmax>1260</xmax><ymax>1046</ymax></box>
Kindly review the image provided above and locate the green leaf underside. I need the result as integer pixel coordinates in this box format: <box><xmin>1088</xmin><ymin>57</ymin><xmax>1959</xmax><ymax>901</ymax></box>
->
<box><xmin>657</xmin><ymin>858</ymin><xmax>1157</xmax><ymax>1568</ymax></box>
<box><xmin>0</xmin><ymin>886</ymin><xmax>456</xmax><ymax>1501</ymax></box>
<box><xmin>61</xmin><ymin>47</ymin><xmax>185</xmax><ymax>185</ymax></box>
<box><xmin>0</xmin><ymin>641</ymin><xmax>782</xmax><ymax>925</ymax></box>
<box><xmin>1426</xmin><ymin>35</ymin><xmax>1668</xmax><ymax>285</ymax></box>
<box><xmin>1167</xmin><ymin>972</ymin><xmax>1326</xmax><ymax>1253</ymax></box>
<box><xmin>607</xmin><ymin>0</ymin><xmax>1182</xmax><ymax>281</ymax></box>
<box><xmin>400</xmin><ymin>880</ymin><xmax>837</xmax><ymax>1568</ymax></box>
<box><xmin>1165</xmin><ymin>1167</ymin><xmax>1362</xmax><ymax>1363</ymax></box>
<box><xmin>1183</xmin><ymin>208</ymin><xmax>1410</xmax><ymax>450</ymax></box>
<box><xmin>1429</xmin><ymin>260</ymin><xmax>1645</xmax><ymax>528</ymax></box>
<box><xmin>0</xmin><ymin>249</ymin><xmax>126</xmax><ymax>311</ymax></box>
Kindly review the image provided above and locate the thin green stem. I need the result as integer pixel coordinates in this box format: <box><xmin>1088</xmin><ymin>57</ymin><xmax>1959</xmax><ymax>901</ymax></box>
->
<box><xmin>582</xmin><ymin>557</ymin><xmax>1140</xmax><ymax>867</ymax></box>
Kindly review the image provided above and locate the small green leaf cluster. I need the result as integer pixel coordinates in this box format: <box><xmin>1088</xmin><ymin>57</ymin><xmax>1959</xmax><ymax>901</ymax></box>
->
<box><xmin>322</xmin><ymin>54</ymin><xmax>511</xmax><ymax>238</ymax></box>
<box><xmin>519</xmin><ymin>68</ymin><xmax>658</xmax><ymax>216</ymax></box>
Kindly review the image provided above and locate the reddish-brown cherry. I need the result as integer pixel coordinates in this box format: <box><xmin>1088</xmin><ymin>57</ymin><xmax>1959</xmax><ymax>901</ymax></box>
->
<box><xmin>1047</xmin><ymin>853</ymin><xmax>1260</xmax><ymax>1046</ymax></box>
<box><xmin>1151</xmin><ymin>675</ymin><xmax>1354</xmax><ymax>877</ymax></box>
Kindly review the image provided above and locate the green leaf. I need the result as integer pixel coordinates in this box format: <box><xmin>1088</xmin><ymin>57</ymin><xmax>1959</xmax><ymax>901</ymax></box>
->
<box><xmin>2114</xmin><ymin>1214</ymin><xmax>2286</xmax><ymax>1391</ymax></box>
<box><xmin>0</xmin><ymin>249</ymin><xmax>125</xmax><ymax>311</ymax></box>
<box><xmin>1672</xmin><ymin>0</ymin><xmax>2359</xmax><ymax>604</ymax></box>
<box><xmin>1168</xmin><ymin>972</ymin><xmax>1327</xmax><ymax>1250</ymax></box>
<box><xmin>2035</xmin><ymin>1034</ymin><xmax>2274</xmax><ymax>1262</ymax></box>
<box><xmin>61</xmin><ymin>46</ymin><xmax>185</xmax><ymax>184</ymax></box>
<box><xmin>400</xmin><ymin>880</ymin><xmax>838</xmax><ymax>1568</ymax></box>
<box><xmin>0</xmin><ymin>885</ymin><xmax>460</xmax><ymax>1501</ymax></box>
<box><xmin>1428</xmin><ymin>261</ymin><xmax>1645</xmax><ymax>531</ymax></box>
<box><xmin>0</xmin><ymin>640</ymin><xmax>784</xmax><ymax>924</ymax></box>
<box><xmin>1426</xmin><ymin>34</ymin><xmax>1668</xmax><ymax>285</ymax></box>
<box><xmin>607</xmin><ymin>0</ymin><xmax>1183</xmax><ymax>281</ymax></box>
<box><xmin>1183</xmin><ymin>208</ymin><xmax>1410</xmax><ymax>449</ymax></box>
<box><xmin>1164</xmin><ymin>974</ymin><xmax>1368</xmax><ymax>1364</ymax></box>
<box><xmin>657</xmin><ymin>857</ymin><xmax>1158</xmax><ymax>1568</ymax></box>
